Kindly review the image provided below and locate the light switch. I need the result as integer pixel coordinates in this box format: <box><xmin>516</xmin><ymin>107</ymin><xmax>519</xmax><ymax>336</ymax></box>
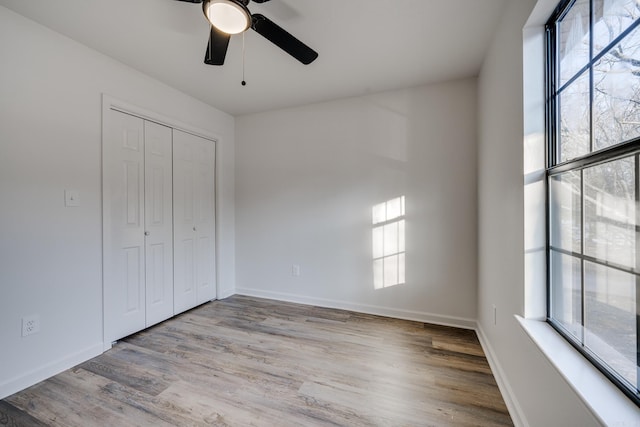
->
<box><xmin>65</xmin><ymin>190</ymin><xmax>80</xmax><ymax>207</ymax></box>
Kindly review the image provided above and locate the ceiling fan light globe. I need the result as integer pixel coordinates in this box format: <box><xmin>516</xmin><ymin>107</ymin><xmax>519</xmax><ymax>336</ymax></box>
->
<box><xmin>205</xmin><ymin>0</ymin><xmax>251</xmax><ymax>35</ymax></box>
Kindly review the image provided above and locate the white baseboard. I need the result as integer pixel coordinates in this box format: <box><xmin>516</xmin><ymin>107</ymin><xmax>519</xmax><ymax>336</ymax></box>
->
<box><xmin>0</xmin><ymin>343</ymin><xmax>103</xmax><ymax>400</ymax></box>
<box><xmin>476</xmin><ymin>324</ymin><xmax>528</xmax><ymax>427</ymax></box>
<box><xmin>235</xmin><ymin>287</ymin><xmax>476</xmax><ymax>330</ymax></box>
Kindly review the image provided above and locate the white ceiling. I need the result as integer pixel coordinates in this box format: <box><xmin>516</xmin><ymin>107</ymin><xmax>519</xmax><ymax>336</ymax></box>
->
<box><xmin>0</xmin><ymin>0</ymin><xmax>507</xmax><ymax>116</ymax></box>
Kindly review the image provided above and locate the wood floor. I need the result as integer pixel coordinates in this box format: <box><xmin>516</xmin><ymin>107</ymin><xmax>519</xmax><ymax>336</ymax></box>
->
<box><xmin>1</xmin><ymin>296</ymin><xmax>512</xmax><ymax>426</ymax></box>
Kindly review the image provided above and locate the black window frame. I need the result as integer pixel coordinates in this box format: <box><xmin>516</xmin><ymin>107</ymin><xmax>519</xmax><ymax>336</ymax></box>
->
<box><xmin>545</xmin><ymin>0</ymin><xmax>640</xmax><ymax>406</ymax></box>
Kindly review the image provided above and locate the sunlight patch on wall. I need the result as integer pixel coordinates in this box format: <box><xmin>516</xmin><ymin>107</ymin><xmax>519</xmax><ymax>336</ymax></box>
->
<box><xmin>372</xmin><ymin>196</ymin><xmax>406</xmax><ymax>289</ymax></box>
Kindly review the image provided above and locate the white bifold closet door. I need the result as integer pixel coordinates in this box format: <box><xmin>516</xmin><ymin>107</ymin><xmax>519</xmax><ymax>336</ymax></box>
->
<box><xmin>143</xmin><ymin>120</ymin><xmax>175</xmax><ymax>325</ymax></box>
<box><xmin>173</xmin><ymin>129</ymin><xmax>216</xmax><ymax>313</ymax></box>
<box><xmin>104</xmin><ymin>110</ymin><xmax>174</xmax><ymax>344</ymax></box>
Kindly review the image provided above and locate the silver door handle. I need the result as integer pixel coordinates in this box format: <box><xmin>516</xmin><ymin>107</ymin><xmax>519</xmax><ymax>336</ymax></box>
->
<box><xmin>144</xmin><ymin>231</ymin><xmax>150</xmax><ymax>236</ymax></box>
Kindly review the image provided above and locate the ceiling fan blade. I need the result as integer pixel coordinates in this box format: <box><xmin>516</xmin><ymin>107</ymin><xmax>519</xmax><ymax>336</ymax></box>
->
<box><xmin>251</xmin><ymin>14</ymin><xmax>318</xmax><ymax>65</ymax></box>
<box><xmin>204</xmin><ymin>25</ymin><xmax>230</xmax><ymax>66</ymax></box>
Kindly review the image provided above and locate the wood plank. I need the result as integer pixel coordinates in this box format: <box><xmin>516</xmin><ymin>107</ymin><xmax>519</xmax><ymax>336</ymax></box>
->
<box><xmin>78</xmin><ymin>353</ymin><xmax>172</xmax><ymax>396</ymax></box>
<box><xmin>0</xmin><ymin>400</ymin><xmax>49</xmax><ymax>427</ymax></box>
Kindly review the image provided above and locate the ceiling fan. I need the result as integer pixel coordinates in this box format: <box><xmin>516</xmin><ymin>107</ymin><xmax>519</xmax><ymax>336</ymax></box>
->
<box><xmin>176</xmin><ymin>0</ymin><xmax>318</xmax><ymax>66</ymax></box>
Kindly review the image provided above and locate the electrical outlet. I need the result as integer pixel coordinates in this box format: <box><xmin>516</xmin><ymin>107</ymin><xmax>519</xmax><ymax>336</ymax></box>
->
<box><xmin>22</xmin><ymin>315</ymin><xmax>40</xmax><ymax>337</ymax></box>
<box><xmin>292</xmin><ymin>264</ymin><xmax>300</xmax><ymax>277</ymax></box>
<box><xmin>64</xmin><ymin>190</ymin><xmax>80</xmax><ymax>207</ymax></box>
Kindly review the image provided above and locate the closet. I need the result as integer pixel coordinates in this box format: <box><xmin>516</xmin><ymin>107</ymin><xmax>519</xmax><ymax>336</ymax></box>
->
<box><xmin>103</xmin><ymin>108</ymin><xmax>216</xmax><ymax>345</ymax></box>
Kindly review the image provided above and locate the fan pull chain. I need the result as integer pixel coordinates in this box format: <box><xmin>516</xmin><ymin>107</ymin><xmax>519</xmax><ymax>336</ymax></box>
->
<box><xmin>241</xmin><ymin>32</ymin><xmax>247</xmax><ymax>86</ymax></box>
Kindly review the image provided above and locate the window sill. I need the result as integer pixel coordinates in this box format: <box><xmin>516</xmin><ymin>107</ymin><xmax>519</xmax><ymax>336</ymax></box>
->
<box><xmin>516</xmin><ymin>316</ymin><xmax>639</xmax><ymax>426</ymax></box>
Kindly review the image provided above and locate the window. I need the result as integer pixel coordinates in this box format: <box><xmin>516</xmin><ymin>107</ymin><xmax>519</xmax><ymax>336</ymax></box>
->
<box><xmin>546</xmin><ymin>0</ymin><xmax>640</xmax><ymax>404</ymax></box>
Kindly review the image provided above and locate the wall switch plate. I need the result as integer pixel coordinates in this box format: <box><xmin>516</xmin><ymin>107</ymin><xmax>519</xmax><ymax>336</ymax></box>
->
<box><xmin>64</xmin><ymin>190</ymin><xmax>80</xmax><ymax>207</ymax></box>
<box><xmin>22</xmin><ymin>315</ymin><xmax>40</xmax><ymax>337</ymax></box>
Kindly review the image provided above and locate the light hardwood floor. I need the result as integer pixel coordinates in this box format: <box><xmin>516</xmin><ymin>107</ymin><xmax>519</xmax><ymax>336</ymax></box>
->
<box><xmin>1</xmin><ymin>296</ymin><xmax>512</xmax><ymax>426</ymax></box>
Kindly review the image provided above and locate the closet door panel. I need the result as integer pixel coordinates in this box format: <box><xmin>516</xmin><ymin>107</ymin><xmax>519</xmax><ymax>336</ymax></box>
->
<box><xmin>173</xmin><ymin>130</ymin><xmax>216</xmax><ymax>311</ymax></box>
<box><xmin>195</xmin><ymin>139</ymin><xmax>216</xmax><ymax>304</ymax></box>
<box><xmin>173</xmin><ymin>130</ymin><xmax>198</xmax><ymax>313</ymax></box>
<box><xmin>104</xmin><ymin>110</ymin><xmax>146</xmax><ymax>344</ymax></box>
<box><xmin>144</xmin><ymin>121</ymin><xmax>174</xmax><ymax>327</ymax></box>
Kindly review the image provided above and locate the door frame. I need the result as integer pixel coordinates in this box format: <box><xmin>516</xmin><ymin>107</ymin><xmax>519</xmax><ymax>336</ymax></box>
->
<box><xmin>101</xmin><ymin>94</ymin><xmax>220</xmax><ymax>351</ymax></box>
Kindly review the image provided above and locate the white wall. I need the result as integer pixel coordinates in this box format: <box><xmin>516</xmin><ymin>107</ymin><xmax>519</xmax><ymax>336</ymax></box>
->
<box><xmin>235</xmin><ymin>79</ymin><xmax>478</xmax><ymax>326</ymax></box>
<box><xmin>2</xmin><ymin>1</ymin><xmax>625</xmax><ymax>422</ymax></box>
<box><xmin>477</xmin><ymin>1</ymin><xmax>601</xmax><ymax>425</ymax></box>
<box><xmin>0</xmin><ymin>6</ymin><xmax>235</xmax><ymax>398</ymax></box>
